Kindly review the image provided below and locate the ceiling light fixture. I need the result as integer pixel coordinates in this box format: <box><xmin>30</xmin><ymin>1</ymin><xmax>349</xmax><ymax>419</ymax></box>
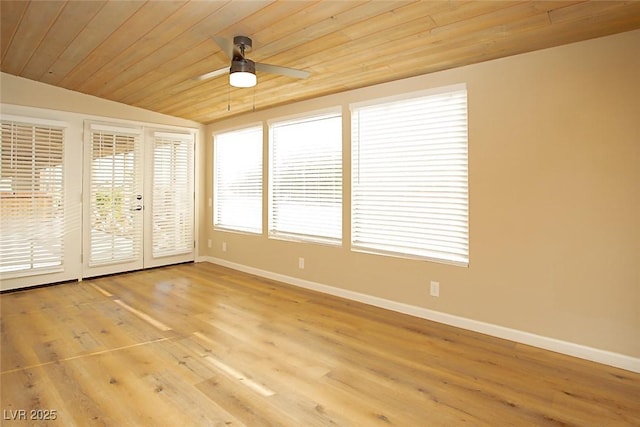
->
<box><xmin>229</xmin><ymin>58</ymin><xmax>256</xmax><ymax>88</ymax></box>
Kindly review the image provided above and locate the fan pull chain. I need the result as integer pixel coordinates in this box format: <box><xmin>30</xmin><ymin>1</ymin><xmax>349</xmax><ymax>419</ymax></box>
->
<box><xmin>227</xmin><ymin>84</ymin><xmax>231</xmax><ymax>111</ymax></box>
<box><xmin>253</xmin><ymin>86</ymin><xmax>256</xmax><ymax>112</ymax></box>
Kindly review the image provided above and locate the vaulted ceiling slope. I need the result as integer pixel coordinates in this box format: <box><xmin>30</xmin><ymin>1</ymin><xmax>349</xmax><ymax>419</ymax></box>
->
<box><xmin>2</xmin><ymin>1</ymin><xmax>640</xmax><ymax>124</ymax></box>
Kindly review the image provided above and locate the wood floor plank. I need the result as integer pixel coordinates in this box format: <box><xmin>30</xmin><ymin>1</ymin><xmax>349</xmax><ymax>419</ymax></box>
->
<box><xmin>1</xmin><ymin>262</ymin><xmax>639</xmax><ymax>426</ymax></box>
<box><xmin>195</xmin><ymin>374</ymin><xmax>296</xmax><ymax>427</ymax></box>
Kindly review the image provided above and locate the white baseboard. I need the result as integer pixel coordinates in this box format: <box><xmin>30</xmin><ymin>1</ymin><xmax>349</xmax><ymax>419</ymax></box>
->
<box><xmin>198</xmin><ymin>256</ymin><xmax>640</xmax><ymax>373</ymax></box>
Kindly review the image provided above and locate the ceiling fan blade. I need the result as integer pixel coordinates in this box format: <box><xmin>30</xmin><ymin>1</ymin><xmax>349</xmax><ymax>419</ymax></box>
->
<box><xmin>255</xmin><ymin>62</ymin><xmax>310</xmax><ymax>79</ymax></box>
<box><xmin>193</xmin><ymin>67</ymin><xmax>228</xmax><ymax>81</ymax></box>
<box><xmin>212</xmin><ymin>36</ymin><xmax>234</xmax><ymax>59</ymax></box>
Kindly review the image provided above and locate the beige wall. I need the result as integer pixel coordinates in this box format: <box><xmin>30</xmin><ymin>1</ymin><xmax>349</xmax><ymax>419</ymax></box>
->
<box><xmin>204</xmin><ymin>30</ymin><xmax>640</xmax><ymax>358</ymax></box>
<box><xmin>0</xmin><ymin>72</ymin><xmax>202</xmax><ymax>129</ymax></box>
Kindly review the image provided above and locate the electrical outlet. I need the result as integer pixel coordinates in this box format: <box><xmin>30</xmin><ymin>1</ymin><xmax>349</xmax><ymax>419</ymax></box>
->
<box><xmin>430</xmin><ymin>281</ymin><xmax>440</xmax><ymax>297</ymax></box>
<box><xmin>298</xmin><ymin>257</ymin><xmax>305</xmax><ymax>269</ymax></box>
<box><xmin>207</xmin><ymin>239</ymin><xmax>212</xmax><ymax>248</ymax></box>
<box><xmin>222</xmin><ymin>242</ymin><xmax>227</xmax><ymax>252</ymax></box>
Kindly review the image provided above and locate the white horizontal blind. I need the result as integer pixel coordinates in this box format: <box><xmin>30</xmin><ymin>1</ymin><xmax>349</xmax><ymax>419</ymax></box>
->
<box><xmin>214</xmin><ymin>126</ymin><xmax>263</xmax><ymax>233</ymax></box>
<box><xmin>0</xmin><ymin>120</ymin><xmax>65</xmax><ymax>274</ymax></box>
<box><xmin>270</xmin><ymin>113</ymin><xmax>342</xmax><ymax>243</ymax></box>
<box><xmin>351</xmin><ymin>87</ymin><xmax>469</xmax><ymax>265</ymax></box>
<box><xmin>152</xmin><ymin>133</ymin><xmax>194</xmax><ymax>258</ymax></box>
<box><xmin>89</xmin><ymin>126</ymin><xmax>143</xmax><ymax>266</ymax></box>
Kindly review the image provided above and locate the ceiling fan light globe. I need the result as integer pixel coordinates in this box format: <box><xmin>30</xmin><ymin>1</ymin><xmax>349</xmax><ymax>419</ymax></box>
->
<box><xmin>230</xmin><ymin>71</ymin><xmax>256</xmax><ymax>88</ymax></box>
<box><xmin>229</xmin><ymin>58</ymin><xmax>256</xmax><ymax>88</ymax></box>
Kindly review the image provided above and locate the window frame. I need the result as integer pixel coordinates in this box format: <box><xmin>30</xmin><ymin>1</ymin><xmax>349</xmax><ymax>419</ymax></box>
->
<box><xmin>213</xmin><ymin>124</ymin><xmax>264</xmax><ymax>235</ymax></box>
<box><xmin>350</xmin><ymin>83</ymin><xmax>469</xmax><ymax>266</ymax></box>
<box><xmin>268</xmin><ymin>108</ymin><xmax>343</xmax><ymax>245</ymax></box>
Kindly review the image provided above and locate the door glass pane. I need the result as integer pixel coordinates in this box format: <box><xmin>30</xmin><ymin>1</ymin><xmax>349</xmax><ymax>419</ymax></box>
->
<box><xmin>152</xmin><ymin>135</ymin><xmax>193</xmax><ymax>258</ymax></box>
<box><xmin>89</xmin><ymin>131</ymin><xmax>142</xmax><ymax>266</ymax></box>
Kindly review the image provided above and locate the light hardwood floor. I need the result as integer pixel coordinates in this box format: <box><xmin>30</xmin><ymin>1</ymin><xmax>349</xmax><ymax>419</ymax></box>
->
<box><xmin>1</xmin><ymin>262</ymin><xmax>639</xmax><ymax>426</ymax></box>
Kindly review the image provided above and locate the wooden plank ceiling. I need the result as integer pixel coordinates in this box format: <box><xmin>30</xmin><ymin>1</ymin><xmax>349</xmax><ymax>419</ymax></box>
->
<box><xmin>2</xmin><ymin>1</ymin><xmax>640</xmax><ymax>124</ymax></box>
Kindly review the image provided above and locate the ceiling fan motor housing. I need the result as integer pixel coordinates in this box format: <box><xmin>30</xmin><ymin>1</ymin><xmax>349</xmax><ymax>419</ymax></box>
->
<box><xmin>233</xmin><ymin>35</ymin><xmax>252</xmax><ymax>54</ymax></box>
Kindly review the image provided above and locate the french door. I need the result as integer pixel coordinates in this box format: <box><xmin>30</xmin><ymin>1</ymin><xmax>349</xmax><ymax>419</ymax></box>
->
<box><xmin>82</xmin><ymin>122</ymin><xmax>194</xmax><ymax>278</ymax></box>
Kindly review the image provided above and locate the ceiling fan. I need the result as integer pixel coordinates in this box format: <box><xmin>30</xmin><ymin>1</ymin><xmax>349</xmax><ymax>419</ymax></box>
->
<box><xmin>195</xmin><ymin>35</ymin><xmax>310</xmax><ymax>88</ymax></box>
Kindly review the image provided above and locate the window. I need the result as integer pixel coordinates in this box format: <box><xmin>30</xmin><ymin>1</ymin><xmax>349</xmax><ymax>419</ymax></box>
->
<box><xmin>351</xmin><ymin>85</ymin><xmax>469</xmax><ymax>265</ymax></box>
<box><xmin>269</xmin><ymin>112</ymin><xmax>342</xmax><ymax>244</ymax></box>
<box><xmin>0</xmin><ymin>119</ymin><xmax>65</xmax><ymax>274</ymax></box>
<box><xmin>214</xmin><ymin>126</ymin><xmax>263</xmax><ymax>233</ymax></box>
